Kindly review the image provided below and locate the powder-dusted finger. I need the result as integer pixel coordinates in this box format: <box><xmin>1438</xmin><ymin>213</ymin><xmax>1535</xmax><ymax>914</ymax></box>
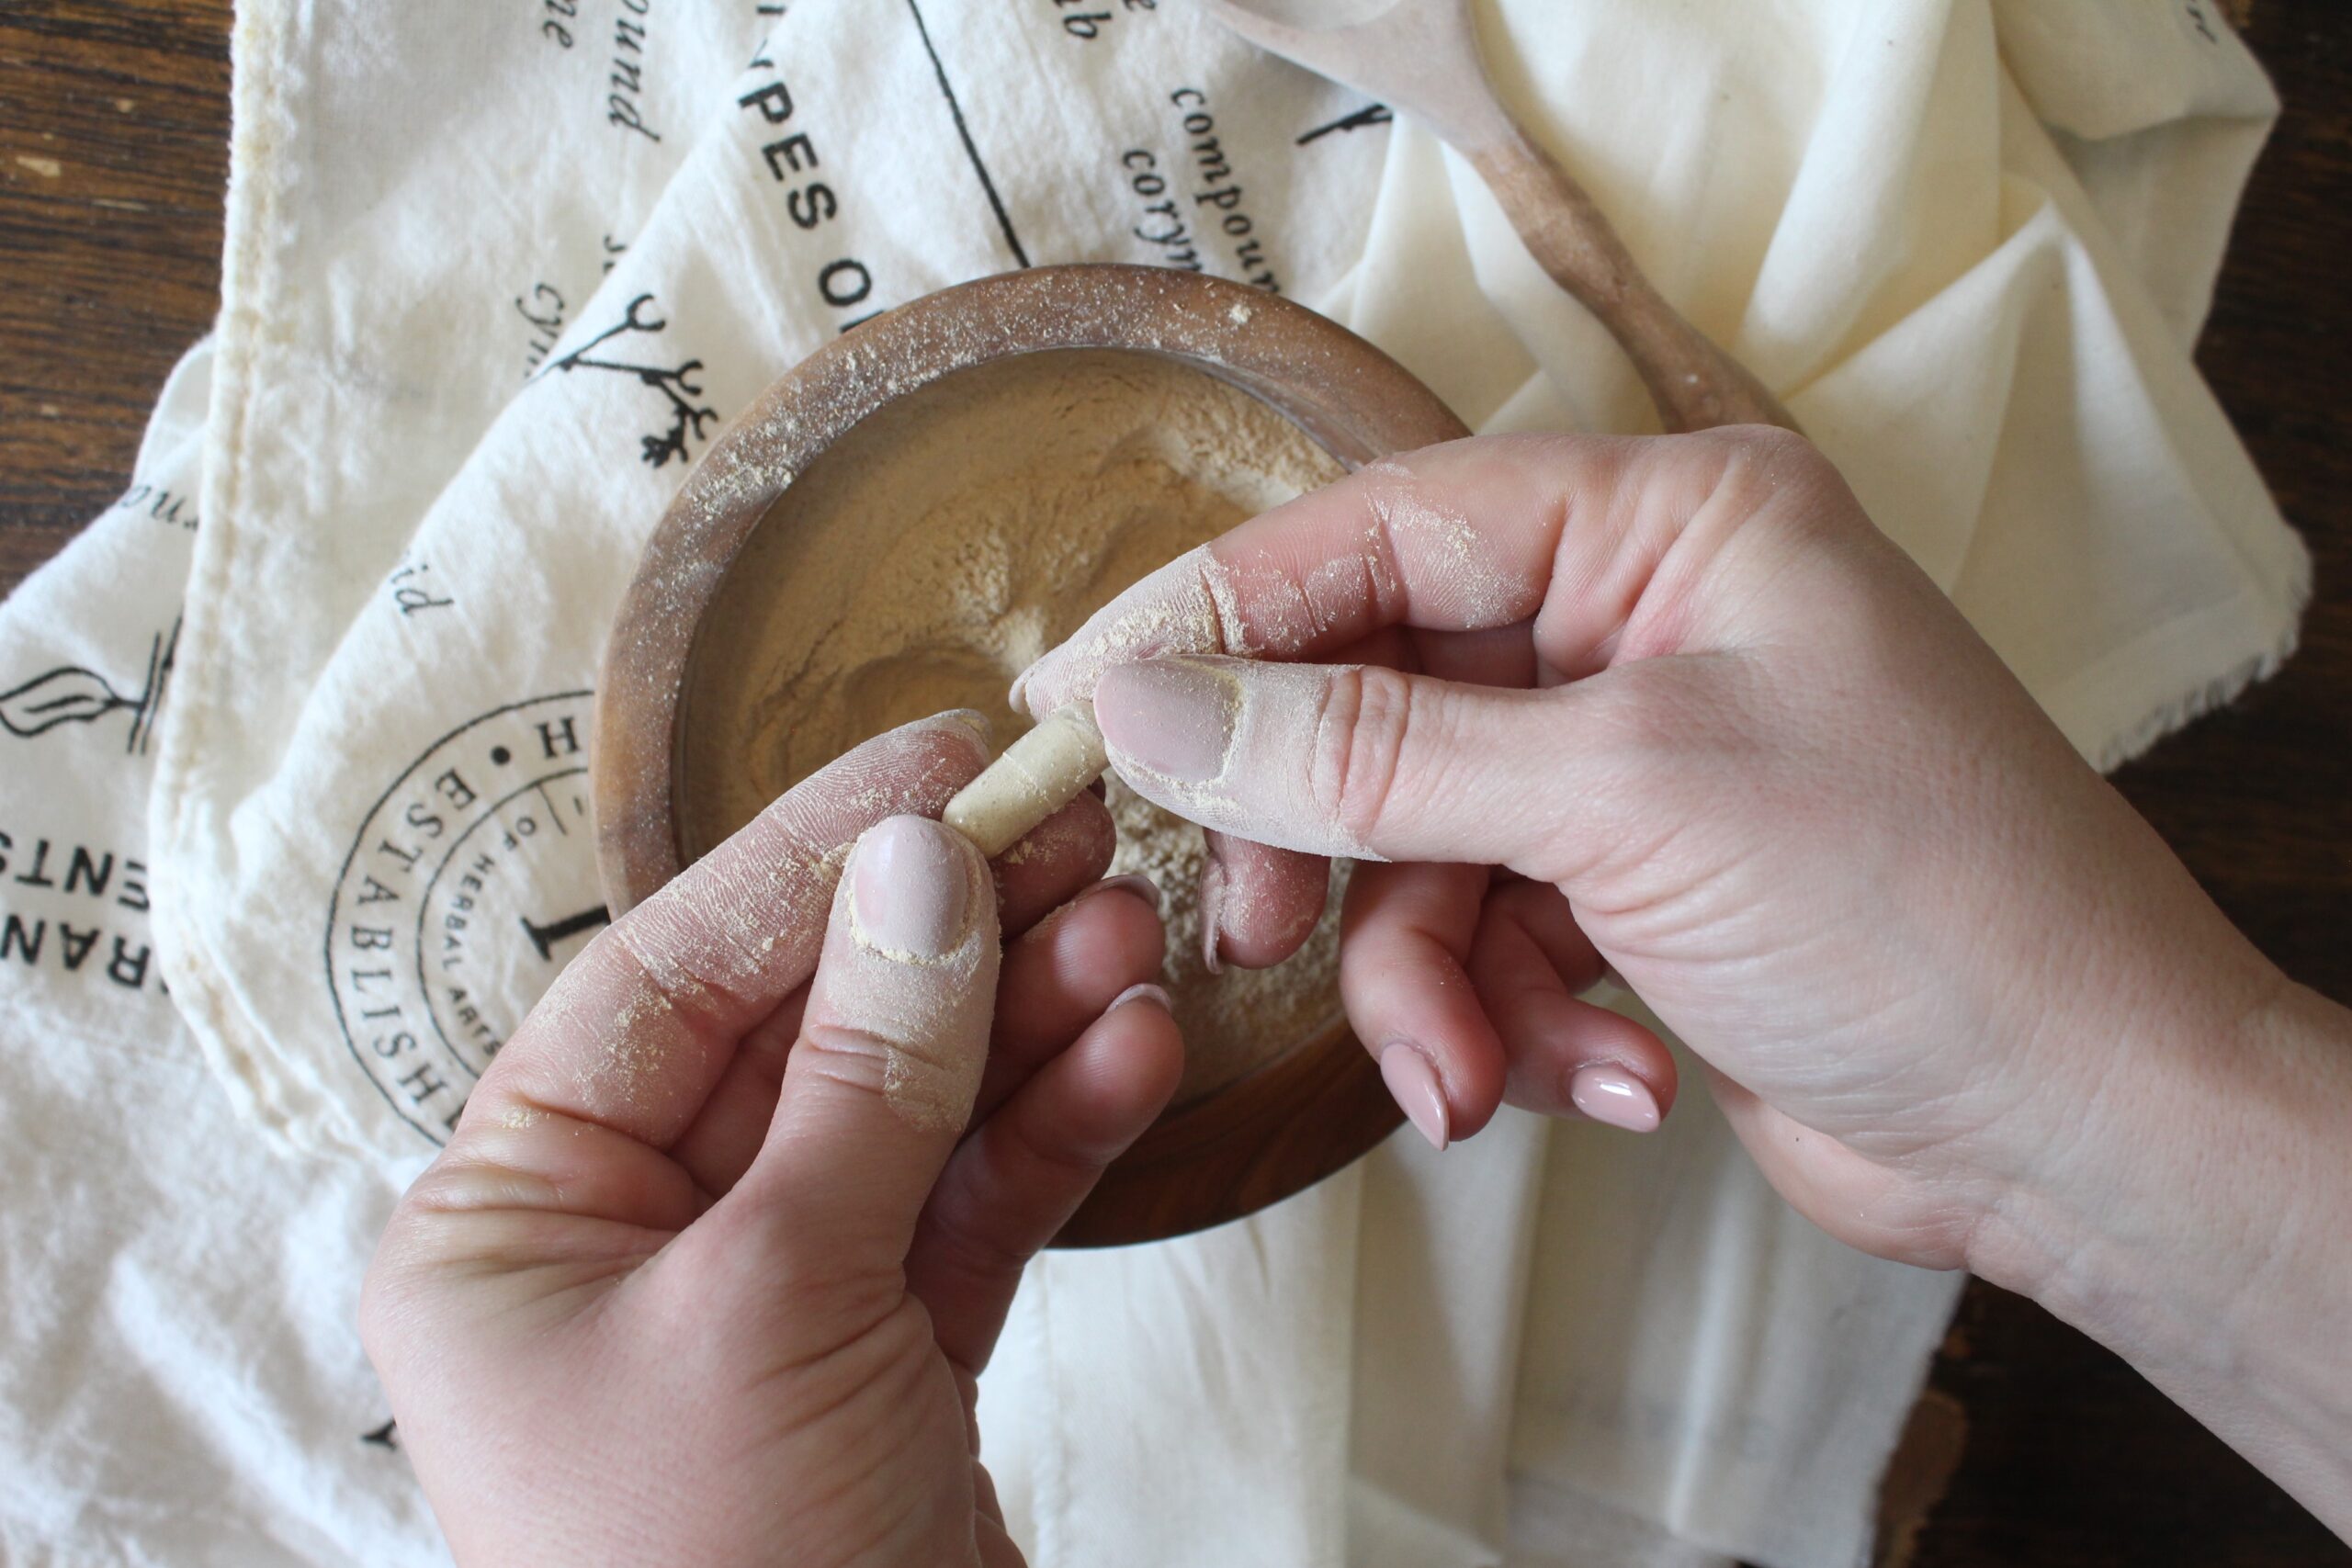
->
<box><xmin>468</xmin><ymin>710</ymin><xmax>989</xmax><ymax>1156</ymax></box>
<box><xmin>730</xmin><ymin>816</ymin><xmax>1001</xmax><ymax>1271</ymax></box>
<box><xmin>1095</xmin><ymin>655</ymin><xmax>1584</xmax><ymax>871</ymax></box>
<box><xmin>976</xmin><ymin>878</ymin><xmax>1168</xmax><ymax>1123</ymax></box>
<box><xmin>1189</xmin><ymin>618</ymin><xmax>1521</xmax><ymax>989</ymax></box>
<box><xmin>1466</xmin><ymin>897</ymin><xmax>1676</xmax><ymax>1131</ymax></box>
<box><xmin>905</xmin><ymin>988</ymin><xmax>1183</xmax><ymax>1376</ymax></box>
<box><xmin>1179</xmin><ymin>608</ymin><xmax>1421</xmax><ymax>975</ymax></box>
<box><xmin>990</xmin><ymin>791</ymin><xmax>1116</xmax><ymax>935</ymax></box>
<box><xmin>1199</xmin><ymin>832</ymin><xmax>1330</xmax><ymax>971</ymax></box>
<box><xmin>1012</xmin><ymin>434</ymin><xmax>1670</xmax><ymax>718</ymax></box>
<box><xmin>1186</xmin><ymin>619</ymin><xmax>1405</xmax><ymax>975</ymax></box>
<box><xmin>667</xmin><ymin>795</ymin><xmax>1111</xmax><ymax>1205</ymax></box>
<box><xmin>1338</xmin><ymin>861</ymin><xmax>1509</xmax><ymax>1147</ymax></box>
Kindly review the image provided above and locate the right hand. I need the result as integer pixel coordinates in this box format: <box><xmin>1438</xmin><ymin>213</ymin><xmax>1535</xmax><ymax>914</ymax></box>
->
<box><xmin>1012</xmin><ymin>430</ymin><xmax>2289</xmax><ymax>1274</ymax></box>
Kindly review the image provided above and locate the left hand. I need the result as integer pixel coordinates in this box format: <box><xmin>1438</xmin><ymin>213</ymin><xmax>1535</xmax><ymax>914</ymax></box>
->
<box><xmin>361</xmin><ymin>711</ymin><xmax>1182</xmax><ymax>1567</ymax></box>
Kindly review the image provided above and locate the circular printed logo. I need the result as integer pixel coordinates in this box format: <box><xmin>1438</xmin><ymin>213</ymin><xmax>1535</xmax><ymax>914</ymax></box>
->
<box><xmin>324</xmin><ymin>693</ymin><xmax>608</xmax><ymax>1144</ymax></box>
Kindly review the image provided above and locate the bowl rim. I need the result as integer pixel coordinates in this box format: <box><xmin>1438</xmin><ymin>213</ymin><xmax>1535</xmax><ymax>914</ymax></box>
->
<box><xmin>593</xmin><ymin>263</ymin><xmax>1470</xmax><ymax>1246</ymax></box>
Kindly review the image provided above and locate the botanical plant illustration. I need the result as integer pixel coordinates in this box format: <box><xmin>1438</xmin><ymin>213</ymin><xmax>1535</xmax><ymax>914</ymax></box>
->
<box><xmin>534</xmin><ymin>292</ymin><xmax>718</xmax><ymax>468</ymax></box>
<box><xmin>0</xmin><ymin>618</ymin><xmax>177</xmax><ymax>753</ymax></box>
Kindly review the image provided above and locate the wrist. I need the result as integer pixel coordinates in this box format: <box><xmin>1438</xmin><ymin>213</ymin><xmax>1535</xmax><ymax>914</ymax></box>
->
<box><xmin>1968</xmin><ymin>964</ymin><xmax>2333</xmax><ymax>1319</ymax></box>
<box><xmin>1956</xmin><ymin>820</ymin><xmax>2311</xmax><ymax>1313</ymax></box>
<box><xmin>1966</xmin><ymin>970</ymin><xmax>2352</xmax><ymax>1527</ymax></box>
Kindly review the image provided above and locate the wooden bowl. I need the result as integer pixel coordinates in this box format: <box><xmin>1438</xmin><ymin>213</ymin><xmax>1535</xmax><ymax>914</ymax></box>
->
<box><xmin>594</xmin><ymin>264</ymin><xmax>1467</xmax><ymax>1246</ymax></box>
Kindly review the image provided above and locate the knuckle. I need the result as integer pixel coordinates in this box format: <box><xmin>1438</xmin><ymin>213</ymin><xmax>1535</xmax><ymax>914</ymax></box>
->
<box><xmin>925</xmin><ymin>1235</ymin><xmax>1021</xmax><ymax>1313</ymax></box>
<box><xmin>796</xmin><ymin>1017</ymin><xmax>982</xmax><ymax>1134</ymax></box>
<box><xmin>922</xmin><ymin>1197</ymin><xmax>1035</xmax><ymax>1291</ymax></box>
<box><xmin>601</xmin><ymin>909</ymin><xmax>739</xmax><ymax>1031</ymax></box>
<box><xmin>1002</xmin><ymin>1101</ymin><xmax>1117</xmax><ymax>1185</ymax></box>
<box><xmin>794</xmin><ymin>1021</ymin><xmax>897</xmax><ymax>1100</ymax></box>
<box><xmin>1308</xmin><ymin>665</ymin><xmax>1422</xmax><ymax>845</ymax></box>
<box><xmin>922</xmin><ymin>1123</ymin><xmax>1108</xmax><ymax>1292</ymax></box>
<box><xmin>1712</xmin><ymin>425</ymin><xmax>1839</xmax><ymax>510</ymax></box>
<box><xmin>1706</xmin><ymin>422</ymin><xmax>1817</xmax><ymax>468</ymax></box>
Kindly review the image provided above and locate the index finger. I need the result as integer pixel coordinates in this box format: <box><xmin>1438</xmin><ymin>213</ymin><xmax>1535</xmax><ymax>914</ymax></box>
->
<box><xmin>1012</xmin><ymin>433</ymin><xmax>1681</xmax><ymax>717</ymax></box>
<box><xmin>468</xmin><ymin>709</ymin><xmax>991</xmax><ymax>1152</ymax></box>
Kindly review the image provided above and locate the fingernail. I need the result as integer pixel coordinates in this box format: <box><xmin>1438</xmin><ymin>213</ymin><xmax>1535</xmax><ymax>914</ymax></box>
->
<box><xmin>936</xmin><ymin>707</ymin><xmax>991</xmax><ymax>742</ymax></box>
<box><xmin>1197</xmin><ymin>857</ymin><xmax>1226</xmax><ymax>976</ymax></box>
<box><xmin>1379</xmin><ymin>1043</ymin><xmax>1451</xmax><ymax>1151</ymax></box>
<box><xmin>1007</xmin><ymin>666</ymin><xmax>1040</xmax><ymax>718</ymax></box>
<box><xmin>848</xmin><ymin>816</ymin><xmax>972</xmax><ymax>960</ymax></box>
<box><xmin>1109</xmin><ymin>981</ymin><xmax>1174</xmax><ymax>1015</ymax></box>
<box><xmin>1075</xmin><ymin>873</ymin><xmax>1162</xmax><ymax>913</ymax></box>
<box><xmin>1094</xmin><ymin>659</ymin><xmax>1238</xmax><ymax>784</ymax></box>
<box><xmin>1569</xmin><ymin>1065</ymin><xmax>1661</xmax><ymax>1133</ymax></box>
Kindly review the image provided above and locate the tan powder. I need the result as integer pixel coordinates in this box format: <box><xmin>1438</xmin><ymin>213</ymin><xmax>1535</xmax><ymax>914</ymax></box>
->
<box><xmin>684</xmin><ymin>349</ymin><xmax>1349</xmax><ymax>1100</ymax></box>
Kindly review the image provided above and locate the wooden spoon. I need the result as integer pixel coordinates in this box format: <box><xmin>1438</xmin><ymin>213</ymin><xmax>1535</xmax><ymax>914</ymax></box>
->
<box><xmin>1204</xmin><ymin>0</ymin><xmax>1796</xmax><ymax>433</ymax></box>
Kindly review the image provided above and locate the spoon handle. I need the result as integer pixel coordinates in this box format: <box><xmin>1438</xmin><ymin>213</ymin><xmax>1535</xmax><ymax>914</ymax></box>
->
<box><xmin>1465</xmin><ymin>124</ymin><xmax>1796</xmax><ymax>434</ymax></box>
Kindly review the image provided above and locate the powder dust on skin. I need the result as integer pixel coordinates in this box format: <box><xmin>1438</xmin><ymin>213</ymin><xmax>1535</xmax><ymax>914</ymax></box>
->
<box><xmin>511</xmin><ymin>713</ymin><xmax>989</xmax><ymax>1134</ymax></box>
<box><xmin>684</xmin><ymin>349</ymin><xmax>1349</xmax><ymax>1101</ymax></box>
<box><xmin>831</xmin><ymin>825</ymin><xmax>999</xmax><ymax>1134</ymax></box>
<box><xmin>1013</xmin><ymin>455</ymin><xmax>1532</xmax><ymax>721</ymax></box>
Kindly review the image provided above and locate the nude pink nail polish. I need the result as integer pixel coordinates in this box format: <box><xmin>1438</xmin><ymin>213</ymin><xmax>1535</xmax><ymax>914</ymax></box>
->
<box><xmin>1380</xmin><ymin>1043</ymin><xmax>1451</xmax><ymax>1151</ymax></box>
<box><xmin>1569</xmin><ymin>1064</ymin><xmax>1660</xmax><ymax>1133</ymax></box>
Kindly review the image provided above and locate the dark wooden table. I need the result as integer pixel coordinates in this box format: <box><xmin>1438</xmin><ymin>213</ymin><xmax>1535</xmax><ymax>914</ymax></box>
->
<box><xmin>2</xmin><ymin>2</ymin><xmax>2346</xmax><ymax>1562</ymax></box>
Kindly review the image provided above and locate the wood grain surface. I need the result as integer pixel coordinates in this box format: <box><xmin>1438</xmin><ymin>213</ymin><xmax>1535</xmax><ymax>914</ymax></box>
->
<box><xmin>1</xmin><ymin>2</ymin><xmax>2345</xmax><ymax>1562</ymax></box>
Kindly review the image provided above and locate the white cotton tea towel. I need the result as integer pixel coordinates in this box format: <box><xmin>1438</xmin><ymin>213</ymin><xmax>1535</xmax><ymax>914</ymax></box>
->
<box><xmin>0</xmin><ymin>3</ymin><xmax>2301</xmax><ymax>1564</ymax></box>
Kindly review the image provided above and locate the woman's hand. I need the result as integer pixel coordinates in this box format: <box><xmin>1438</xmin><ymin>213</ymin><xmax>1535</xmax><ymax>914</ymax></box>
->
<box><xmin>1014</xmin><ymin>428</ymin><xmax>2282</xmax><ymax>1262</ymax></box>
<box><xmin>361</xmin><ymin>712</ymin><xmax>1182</xmax><ymax>1568</ymax></box>
<box><xmin>1016</xmin><ymin>429</ymin><xmax>2352</xmax><ymax>1533</ymax></box>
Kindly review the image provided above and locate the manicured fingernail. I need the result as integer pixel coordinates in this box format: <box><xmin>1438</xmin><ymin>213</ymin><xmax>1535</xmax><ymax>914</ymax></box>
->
<box><xmin>1197</xmin><ymin>857</ymin><xmax>1226</xmax><ymax>976</ymax></box>
<box><xmin>1109</xmin><ymin>982</ymin><xmax>1174</xmax><ymax>1015</ymax></box>
<box><xmin>1075</xmin><ymin>873</ymin><xmax>1162</xmax><ymax>913</ymax></box>
<box><xmin>1569</xmin><ymin>1064</ymin><xmax>1660</xmax><ymax>1133</ymax></box>
<box><xmin>1379</xmin><ymin>1043</ymin><xmax>1450</xmax><ymax>1151</ymax></box>
<box><xmin>1094</xmin><ymin>659</ymin><xmax>1238</xmax><ymax>784</ymax></box>
<box><xmin>848</xmin><ymin>816</ymin><xmax>971</xmax><ymax>960</ymax></box>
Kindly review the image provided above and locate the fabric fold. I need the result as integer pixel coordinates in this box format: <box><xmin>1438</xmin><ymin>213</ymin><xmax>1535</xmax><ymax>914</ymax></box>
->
<box><xmin>0</xmin><ymin>2</ymin><xmax>2302</xmax><ymax>1563</ymax></box>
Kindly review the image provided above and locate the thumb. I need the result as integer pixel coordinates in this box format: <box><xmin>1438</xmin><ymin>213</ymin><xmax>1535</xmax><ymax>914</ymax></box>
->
<box><xmin>729</xmin><ymin>815</ymin><xmax>1000</xmax><ymax>1269</ymax></box>
<box><xmin>1093</xmin><ymin>655</ymin><xmax>1581</xmax><ymax>872</ymax></box>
